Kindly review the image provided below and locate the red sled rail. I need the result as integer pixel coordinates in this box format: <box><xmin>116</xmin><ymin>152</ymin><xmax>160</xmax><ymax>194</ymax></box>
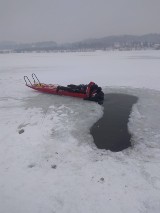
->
<box><xmin>24</xmin><ymin>74</ymin><xmax>87</xmax><ymax>99</ymax></box>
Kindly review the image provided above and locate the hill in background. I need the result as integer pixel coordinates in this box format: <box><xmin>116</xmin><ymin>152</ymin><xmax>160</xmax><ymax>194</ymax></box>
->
<box><xmin>1</xmin><ymin>34</ymin><xmax>160</xmax><ymax>53</ymax></box>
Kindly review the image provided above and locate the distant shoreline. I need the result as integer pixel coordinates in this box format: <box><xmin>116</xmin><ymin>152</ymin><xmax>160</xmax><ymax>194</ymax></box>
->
<box><xmin>0</xmin><ymin>34</ymin><xmax>160</xmax><ymax>53</ymax></box>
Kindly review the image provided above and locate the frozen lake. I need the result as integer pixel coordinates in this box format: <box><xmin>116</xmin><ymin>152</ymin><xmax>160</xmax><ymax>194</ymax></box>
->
<box><xmin>0</xmin><ymin>50</ymin><xmax>160</xmax><ymax>213</ymax></box>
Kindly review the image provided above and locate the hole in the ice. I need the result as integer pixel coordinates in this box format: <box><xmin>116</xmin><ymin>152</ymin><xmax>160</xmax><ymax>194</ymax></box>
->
<box><xmin>90</xmin><ymin>94</ymin><xmax>138</xmax><ymax>152</ymax></box>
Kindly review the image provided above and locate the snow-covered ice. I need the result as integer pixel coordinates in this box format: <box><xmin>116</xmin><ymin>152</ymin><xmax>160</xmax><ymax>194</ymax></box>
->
<box><xmin>0</xmin><ymin>50</ymin><xmax>160</xmax><ymax>213</ymax></box>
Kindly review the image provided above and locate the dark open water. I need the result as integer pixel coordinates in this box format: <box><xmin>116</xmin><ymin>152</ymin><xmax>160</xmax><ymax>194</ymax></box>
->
<box><xmin>91</xmin><ymin>94</ymin><xmax>138</xmax><ymax>152</ymax></box>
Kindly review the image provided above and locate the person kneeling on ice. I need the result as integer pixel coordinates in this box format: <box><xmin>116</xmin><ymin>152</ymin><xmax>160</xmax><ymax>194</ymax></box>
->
<box><xmin>84</xmin><ymin>82</ymin><xmax>104</xmax><ymax>105</ymax></box>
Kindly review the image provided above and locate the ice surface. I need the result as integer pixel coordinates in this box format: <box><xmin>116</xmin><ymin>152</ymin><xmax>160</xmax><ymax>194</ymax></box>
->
<box><xmin>0</xmin><ymin>50</ymin><xmax>160</xmax><ymax>213</ymax></box>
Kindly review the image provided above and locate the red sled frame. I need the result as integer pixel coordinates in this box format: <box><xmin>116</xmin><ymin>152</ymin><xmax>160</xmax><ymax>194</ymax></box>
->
<box><xmin>24</xmin><ymin>73</ymin><xmax>87</xmax><ymax>99</ymax></box>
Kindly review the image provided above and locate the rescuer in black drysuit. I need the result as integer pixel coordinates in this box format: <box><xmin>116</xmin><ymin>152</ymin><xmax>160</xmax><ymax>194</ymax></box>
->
<box><xmin>68</xmin><ymin>82</ymin><xmax>104</xmax><ymax>105</ymax></box>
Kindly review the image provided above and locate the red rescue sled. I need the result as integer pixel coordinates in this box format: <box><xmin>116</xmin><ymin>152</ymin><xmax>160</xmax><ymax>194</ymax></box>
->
<box><xmin>24</xmin><ymin>73</ymin><xmax>88</xmax><ymax>99</ymax></box>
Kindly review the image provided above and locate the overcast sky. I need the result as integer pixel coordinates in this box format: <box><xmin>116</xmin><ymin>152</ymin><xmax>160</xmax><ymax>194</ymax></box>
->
<box><xmin>0</xmin><ymin>0</ymin><xmax>160</xmax><ymax>43</ymax></box>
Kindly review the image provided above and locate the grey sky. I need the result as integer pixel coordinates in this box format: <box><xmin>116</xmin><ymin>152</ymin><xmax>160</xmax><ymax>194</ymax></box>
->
<box><xmin>0</xmin><ymin>0</ymin><xmax>160</xmax><ymax>43</ymax></box>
